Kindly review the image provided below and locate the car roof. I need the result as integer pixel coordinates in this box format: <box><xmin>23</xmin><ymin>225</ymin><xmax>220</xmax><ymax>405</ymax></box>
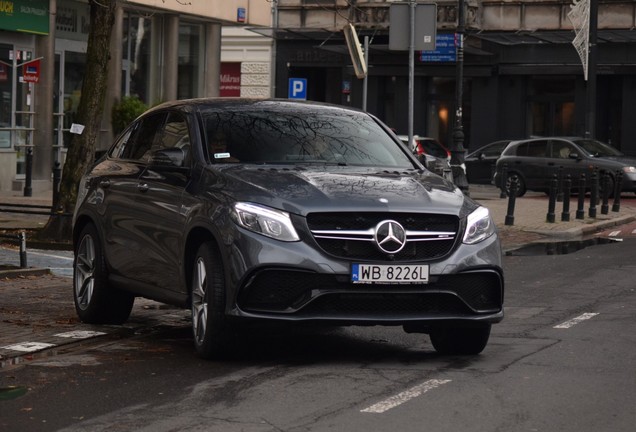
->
<box><xmin>146</xmin><ymin>97</ymin><xmax>368</xmax><ymax>116</ymax></box>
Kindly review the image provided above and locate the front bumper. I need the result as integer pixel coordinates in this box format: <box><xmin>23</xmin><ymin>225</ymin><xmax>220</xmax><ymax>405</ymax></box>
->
<box><xmin>225</xmin><ymin>227</ymin><xmax>504</xmax><ymax>325</ymax></box>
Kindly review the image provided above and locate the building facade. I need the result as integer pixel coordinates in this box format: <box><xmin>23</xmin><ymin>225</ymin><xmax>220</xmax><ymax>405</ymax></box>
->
<box><xmin>0</xmin><ymin>0</ymin><xmax>272</xmax><ymax>193</ymax></box>
<box><xmin>265</xmin><ymin>0</ymin><xmax>636</xmax><ymax>157</ymax></box>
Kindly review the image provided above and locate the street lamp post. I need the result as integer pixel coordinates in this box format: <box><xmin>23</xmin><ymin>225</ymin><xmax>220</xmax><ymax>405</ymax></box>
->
<box><xmin>451</xmin><ymin>0</ymin><xmax>469</xmax><ymax>195</ymax></box>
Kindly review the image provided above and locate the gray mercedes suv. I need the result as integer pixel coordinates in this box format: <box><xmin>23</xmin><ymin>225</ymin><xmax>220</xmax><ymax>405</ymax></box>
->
<box><xmin>72</xmin><ymin>98</ymin><xmax>504</xmax><ymax>359</ymax></box>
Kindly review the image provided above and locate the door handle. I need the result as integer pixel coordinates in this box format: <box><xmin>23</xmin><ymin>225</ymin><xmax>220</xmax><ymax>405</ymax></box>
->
<box><xmin>137</xmin><ymin>183</ymin><xmax>149</xmax><ymax>193</ymax></box>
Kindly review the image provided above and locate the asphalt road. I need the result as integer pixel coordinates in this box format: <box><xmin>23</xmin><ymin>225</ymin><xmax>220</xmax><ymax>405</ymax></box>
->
<box><xmin>1</xmin><ymin>237</ymin><xmax>635</xmax><ymax>432</ymax></box>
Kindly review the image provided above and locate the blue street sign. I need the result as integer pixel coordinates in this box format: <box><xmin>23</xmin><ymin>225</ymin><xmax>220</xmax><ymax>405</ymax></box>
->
<box><xmin>288</xmin><ymin>78</ymin><xmax>307</xmax><ymax>100</ymax></box>
<box><xmin>420</xmin><ymin>34</ymin><xmax>457</xmax><ymax>62</ymax></box>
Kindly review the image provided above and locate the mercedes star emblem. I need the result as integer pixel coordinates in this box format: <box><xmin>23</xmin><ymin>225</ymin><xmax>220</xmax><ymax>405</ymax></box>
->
<box><xmin>374</xmin><ymin>220</ymin><xmax>407</xmax><ymax>254</ymax></box>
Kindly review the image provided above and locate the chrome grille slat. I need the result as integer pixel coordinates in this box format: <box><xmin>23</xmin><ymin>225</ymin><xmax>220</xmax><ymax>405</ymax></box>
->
<box><xmin>307</xmin><ymin>212</ymin><xmax>460</xmax><ymax>261</ymax></box>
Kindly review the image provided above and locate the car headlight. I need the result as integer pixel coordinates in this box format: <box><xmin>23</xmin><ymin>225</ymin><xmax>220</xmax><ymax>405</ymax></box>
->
<box><xmin>463</xmin><ymin>206</ymin><xmax>496</xmax><ymax>245</ymax></box>
<box><xmin>232</xmin><ymin>202</ymin><xmax>300</xmax><ymax>242</ymax></box>
<box><xmin>622</xmin><ymin>166</ymin><xmax>636</xmax><ymax>174</ymax></box>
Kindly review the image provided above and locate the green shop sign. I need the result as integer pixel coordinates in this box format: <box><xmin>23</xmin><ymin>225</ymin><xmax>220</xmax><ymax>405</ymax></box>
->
<box><xmin>0</xmin><ymin>0</ymin><xmax>49</xmax><ymax>35</ymax></box>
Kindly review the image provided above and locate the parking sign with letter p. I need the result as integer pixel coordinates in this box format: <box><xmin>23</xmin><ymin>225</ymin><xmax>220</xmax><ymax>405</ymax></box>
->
<box><xmin>288</xmin><ymin>78</ymin><xmax>307</xmax><ymax>100</ymax></box>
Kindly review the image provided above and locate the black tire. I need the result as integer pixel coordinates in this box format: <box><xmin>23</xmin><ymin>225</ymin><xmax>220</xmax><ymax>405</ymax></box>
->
<box><xmin>73</xmin><ymin>223</ymin><xmax>134</xmax><ymax>324</ymax></box>
<box><xmin>505</xmin><ymin>174</ymin><xmax>526</xmax><ymax>197</ymax></box>
<box><xmin>429</xmin><ymin>324</ymin><xmax>492</xmax><ymax>355</ymax></box>
<box><xmin>601</xmin><ymin>174</ymin><xmax>615</xmax><ymax>199</ymax></box>
<box><xmin>191</xmin><ymin>242</ymin><xmax>232</xmax><ymax>359</ymax></box>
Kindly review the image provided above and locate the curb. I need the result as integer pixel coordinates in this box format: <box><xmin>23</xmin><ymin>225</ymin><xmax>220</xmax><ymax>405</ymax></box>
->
<box><xmin>0</xmin><ymin>267</ymin><xmax>52</xmax><ymax>279</ymax></box>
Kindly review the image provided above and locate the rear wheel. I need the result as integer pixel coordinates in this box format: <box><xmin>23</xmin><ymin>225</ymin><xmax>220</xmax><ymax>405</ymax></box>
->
<box><xmin>429</xmin><ymin>324</ymin><xmax>491</xmax><ymax>355</ymax></box>
<box><xmin>73</xmin><ymin>223</ymin><xmax>134</xmax><ymax>324</ymax></box>
<box><xmin>191</xmin><ymin>242</ymin><xmax>232</xmax><ymax>359</ymax></box>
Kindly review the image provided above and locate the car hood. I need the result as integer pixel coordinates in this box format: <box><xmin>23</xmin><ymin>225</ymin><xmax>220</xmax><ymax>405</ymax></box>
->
<box><xmin>204</xmin><ymin>165</ymin><xmax>476</xmax><ymax>217</ymax></box>
<box><xmin>595</xmin><ymin>156</ymin><xmax>636</xmax><ymax>166</ymax></box>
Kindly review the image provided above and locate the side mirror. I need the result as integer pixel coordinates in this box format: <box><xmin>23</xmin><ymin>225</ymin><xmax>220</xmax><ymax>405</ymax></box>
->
<box><xmin>150</xmin><ymin>147</ymin><xmax>188</xmax><ymax>168</ymax></box>
<box><xmin>568</xmin><ymin>152</ymin><xmax>580</xmax><ymax>160</ymax></box>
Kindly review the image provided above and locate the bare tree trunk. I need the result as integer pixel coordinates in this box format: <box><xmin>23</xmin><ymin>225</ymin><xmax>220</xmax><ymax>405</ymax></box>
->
<box><xmin>39</xmin><ymin>0</ymin><xmax>117</xmax><ymax>243</ymax></box>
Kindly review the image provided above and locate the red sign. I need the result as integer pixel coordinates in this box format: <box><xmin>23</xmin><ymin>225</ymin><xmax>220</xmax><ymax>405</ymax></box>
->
<box><xmin>23</xmin><ymin>59</ymin><xmax>40</xmax><ymax>83</ymax></box>
<box><xmin>220</xmin><ymin>63</ymin><xmax>241</xmax><ymax>97</ymax></box>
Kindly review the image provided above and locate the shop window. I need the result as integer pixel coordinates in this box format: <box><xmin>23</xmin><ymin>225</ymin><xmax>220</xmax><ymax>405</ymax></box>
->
<box><xmin>123</xmin><ymin>13</ymin><xmax>152</xmax><ymax>103</ymax></box>
<box><xmin>177</xmin><ymin>23</ymin><xmax>202</xmax><ymax>100</ymax></box>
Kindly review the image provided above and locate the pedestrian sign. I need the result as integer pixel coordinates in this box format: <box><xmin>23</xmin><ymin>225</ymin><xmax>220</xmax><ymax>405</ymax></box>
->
<box><xmin>288</xmin><ymin>78</ymin><xmax>307</xmax><ymax>100</ymax></box>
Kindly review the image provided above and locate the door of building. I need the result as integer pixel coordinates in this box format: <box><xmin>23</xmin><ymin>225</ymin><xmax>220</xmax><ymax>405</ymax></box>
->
<box><xmin>54</xmin><ymin>42</ymin><xmax>87</xmax><ymax>164</ymax></box>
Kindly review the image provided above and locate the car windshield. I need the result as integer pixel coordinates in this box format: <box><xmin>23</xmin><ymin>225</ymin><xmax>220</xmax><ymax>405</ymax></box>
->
<box><xmin>201</xmin><ymin>104</ymin><xmax>414</xmax><ymax>168</ymax></box>
<box><xmin>573</xmin><ymin>139</ymin><xmax>623</xmax><ymax>157</ymax></box>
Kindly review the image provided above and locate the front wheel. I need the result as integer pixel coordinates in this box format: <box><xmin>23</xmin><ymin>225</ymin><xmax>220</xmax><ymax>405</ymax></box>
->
<box><xmin>429</xmin><ymin>324</ymin><xmax>492</xmax><ymax>355</ymax></box>
<box><xmin>73</xmin><ymin>223</ymin><xmax>134</xmax><ymax>324</ymax></box>
<box><xmin>191</xmin><ymin>242</ymin><xmax>233</xmax><ymax>359</ymax></box>
<box><xmin>505</xmin><ymin>174</ymin><xmax>526</xmax><ymax>197</ymax></box>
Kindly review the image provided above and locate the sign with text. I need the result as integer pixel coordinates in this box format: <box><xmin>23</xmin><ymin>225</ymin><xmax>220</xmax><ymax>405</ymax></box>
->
<box><xmin>0</xmin><ymin>0</ymin><xmax>49</xmax><ymax>35</ymax></box>
<box><xmin>220</xmin><ymin>63</ymin><xmax>241</xmax><ymax>97</ymax></box>
<box><xmin>420</xmin><ymin>33</ymin><xmax>457</xmax><ymax>62</ymax></box>
<box><xmin>22</xmin><ymin>59</ymin><xmax>40</xmax><ymax>83</ymax></box>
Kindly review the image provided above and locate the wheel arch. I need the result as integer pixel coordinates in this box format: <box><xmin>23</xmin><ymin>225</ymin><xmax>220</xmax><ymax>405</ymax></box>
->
<box><xmin>183</xmin><ymin>226</ymin><xmax>218</xmax><ymax>306</ymax></box>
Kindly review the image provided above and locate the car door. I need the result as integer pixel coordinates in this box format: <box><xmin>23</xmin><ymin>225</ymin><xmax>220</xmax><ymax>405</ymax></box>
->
<box><xmin>512</xmin><ymin>139</ymin><xmax>550</xmax><ymax>191</ymax></box>
<box><xmin>98</xmin><ymin>117</ymin><xmax>162</xmax><ymax>281</ymax></box>
<box><xmin>131</xmin><ymin>110</ymin><xmax>193</xmax><ymax>293</ymax></box>
<box><xmin>467</xmin><ymin>140</ymin><xmax>510</xmax><ymax>184</ymax></box>
<box><xmin>547</xmin><ymin>139</ymin><xmax>582</xmax><ymax>189</ymax></box>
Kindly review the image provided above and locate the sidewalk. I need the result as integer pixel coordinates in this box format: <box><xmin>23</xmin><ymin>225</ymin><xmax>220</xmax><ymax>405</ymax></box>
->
<box><xmin>2</xmin><ymin>185</ymin><xmax>636</xmax><ymax>368</ymax></box>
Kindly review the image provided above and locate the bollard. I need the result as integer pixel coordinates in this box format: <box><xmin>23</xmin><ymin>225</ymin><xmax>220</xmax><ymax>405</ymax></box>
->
<box><xmin>24</xmin><ymin>147</ymin><xmax>33</xmax><ymax>197</ymax></box>
<box><xmin>505</xmin><ymin>176</ymin><xmax>518</xmax><ymax>226</ymax></box>
<box><xmin>601</xmin><ymin>171</ymin><xmax>610</xmax><ymax>215</ymax></box>
<box><xmin>52</xmin><ymin>161</ymin><xmax>62</xmax><ymax>211</ymax></box>
<box><xmin>612</xmin><ymin>170</ymin><xmax>622</xmax><ymax>212</ymax></box>
<box><xmin>499</xmin><ymin>163</ymin><xmax>508</xmax><ymax>198</ymax></box>
<box><xmin>556</xmin><ymin>166</ymin><xmax>564</xmax><ymax>202</ymax></box>
<box><xmin>546</xmin><ymin>174</ymin><xmax>558</xmax><ymax>223</ymax></box>
<box><xmin>576</xmin><ymin>173</ymin><xmax>586</xmax><ymax>219</ymax></box>
<box><xmin>589</xmin><ymin>167</ymin><xmax>598</xmax><ymax>218</ymax></box>
<box><xmin>561</xmin><ymin>174</ymin><xmax>571</xmax><ymax>222</ymax></box>
<box><xmin>19</xmin><ymin>231</ymin><xmax>27</xmax><ymax>269</ymax></box>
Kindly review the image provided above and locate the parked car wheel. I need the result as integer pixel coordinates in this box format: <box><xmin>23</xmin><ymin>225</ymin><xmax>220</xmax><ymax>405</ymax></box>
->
<box><xmin>505</xmin><ymin>173</ymin><xmax>526</xmax><ymax>197</ymax></box>
<box><xmin>73</xmin><ymin>223</ymin><xmax>134</xmax><ymax>324</ymax></box>
<box><xmin>429</xmin><ymin>324</ymin><xmax>491</xmax><ymax>355</ymax></box>
<box><xmin>191</xmin><ymin>242</ymin><xmax>232</xmax><ymax>359</ymax></box>
<box><xmin>600</xmin><ymin>172</ymin><xmax>615</xmax><ymax>198</ymax></box>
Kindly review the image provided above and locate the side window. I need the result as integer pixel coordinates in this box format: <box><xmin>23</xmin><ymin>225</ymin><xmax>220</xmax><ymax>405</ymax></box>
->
<box><xmin>148</xmin><ymin>112</ymin><xmax>192</xmax><ymax>165</ymax></box>
<box><xmin>550</xmin><ymin>140</ymin><xmax>574</xmax><ymax>159</ymax></box>
<box><xmin>109</xmin><ymin>126</ymin><xmax>136</xmax><ymax>159</ymax></box>
<box><xmin>524</xmin><ymin>141</ymin><xmax>548</xmax><ymax>157</ymax></box>
<box><xmin>120</xmin><ymin>113</ymin><xmax>166</xmax><ymax>161</ymax></box>
<box><xmin>157</xmin><ymin>113</ymin><xmax>190</xmax><ymax>152</ymax></box>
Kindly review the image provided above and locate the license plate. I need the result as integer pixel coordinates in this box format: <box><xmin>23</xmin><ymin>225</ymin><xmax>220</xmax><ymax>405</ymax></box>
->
<box><xmin>351</xmin><ymin>263</ymin><xmax>429</xmax><ymax>284</ymax></box>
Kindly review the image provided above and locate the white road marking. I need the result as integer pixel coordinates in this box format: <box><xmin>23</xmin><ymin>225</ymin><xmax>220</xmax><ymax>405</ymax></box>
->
<box><xmin>360</xmin><ymin>379</ymin><xmax>452</xmax><ymax>413</ymax></box>
<box><xmin>554</xmin><ymin>313</ymin><xmax>599</xmax><ymax>329</ymax></box>
<box><xmin>608</xmin><ymin>230</ymin><xmax>621</xmax><ymax>237</ymax></box>
<box><xmin>54</xmin><ymin>330</ymin><xmax>107</xmax><ymax>339</ymax></box>
<box><xmin>28</xmin><ymin>250</ymin><xmax>74</xmax><ymax>261</ymax></box>
<box><xmin>1</xmin><ymin>342</ymin><xmax>56</xmax><ymax>352</ymax></box>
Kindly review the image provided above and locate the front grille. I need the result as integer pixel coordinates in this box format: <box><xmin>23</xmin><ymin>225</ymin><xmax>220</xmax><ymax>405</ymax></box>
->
<box><xmin>306</xmin><ymin>212</ymin><xmax>460</xmax><ymax>261</ymax></box>
<box><xmin>238</xmin><ymin>269</ymin><xmax>503</xmax><ymax>318</ymax></box>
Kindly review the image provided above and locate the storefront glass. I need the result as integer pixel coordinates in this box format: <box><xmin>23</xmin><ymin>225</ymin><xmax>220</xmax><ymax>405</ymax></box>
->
<box><xmin>0</xmin><ymin>43</ymin><xmax>13</xmax><ymax>146</ymax></box>
<box><xmin>177</xmin><ymin>23</ymin><xmax>202</xmax><ymax>99</ymax></box>
<box><xmin>528</xmin><ymin>77</ymin><xmax>575</xmax><ymax>137</ymax></box>
<box><xmin>123</xmin><ymin>13</ymin><xmax>152</xmax><ymax>102</ymax></box>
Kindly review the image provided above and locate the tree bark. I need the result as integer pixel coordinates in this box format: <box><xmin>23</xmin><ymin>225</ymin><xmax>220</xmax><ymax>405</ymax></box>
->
<box><xmin>39</xmin><ymin>0</ymin><xmax>117</xmax><ymax>243</ymax></box>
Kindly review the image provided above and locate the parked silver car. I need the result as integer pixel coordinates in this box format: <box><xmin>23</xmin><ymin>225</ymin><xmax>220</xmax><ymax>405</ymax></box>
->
<box><xmin>494</xmin><ymin>136</ymin><xmax>636</xmax><ymax>196</ymax></box>
<box><xmin>72</xmin><ymin>99</ymin><xmax>504</xmax><ymax>359</ymax></box>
